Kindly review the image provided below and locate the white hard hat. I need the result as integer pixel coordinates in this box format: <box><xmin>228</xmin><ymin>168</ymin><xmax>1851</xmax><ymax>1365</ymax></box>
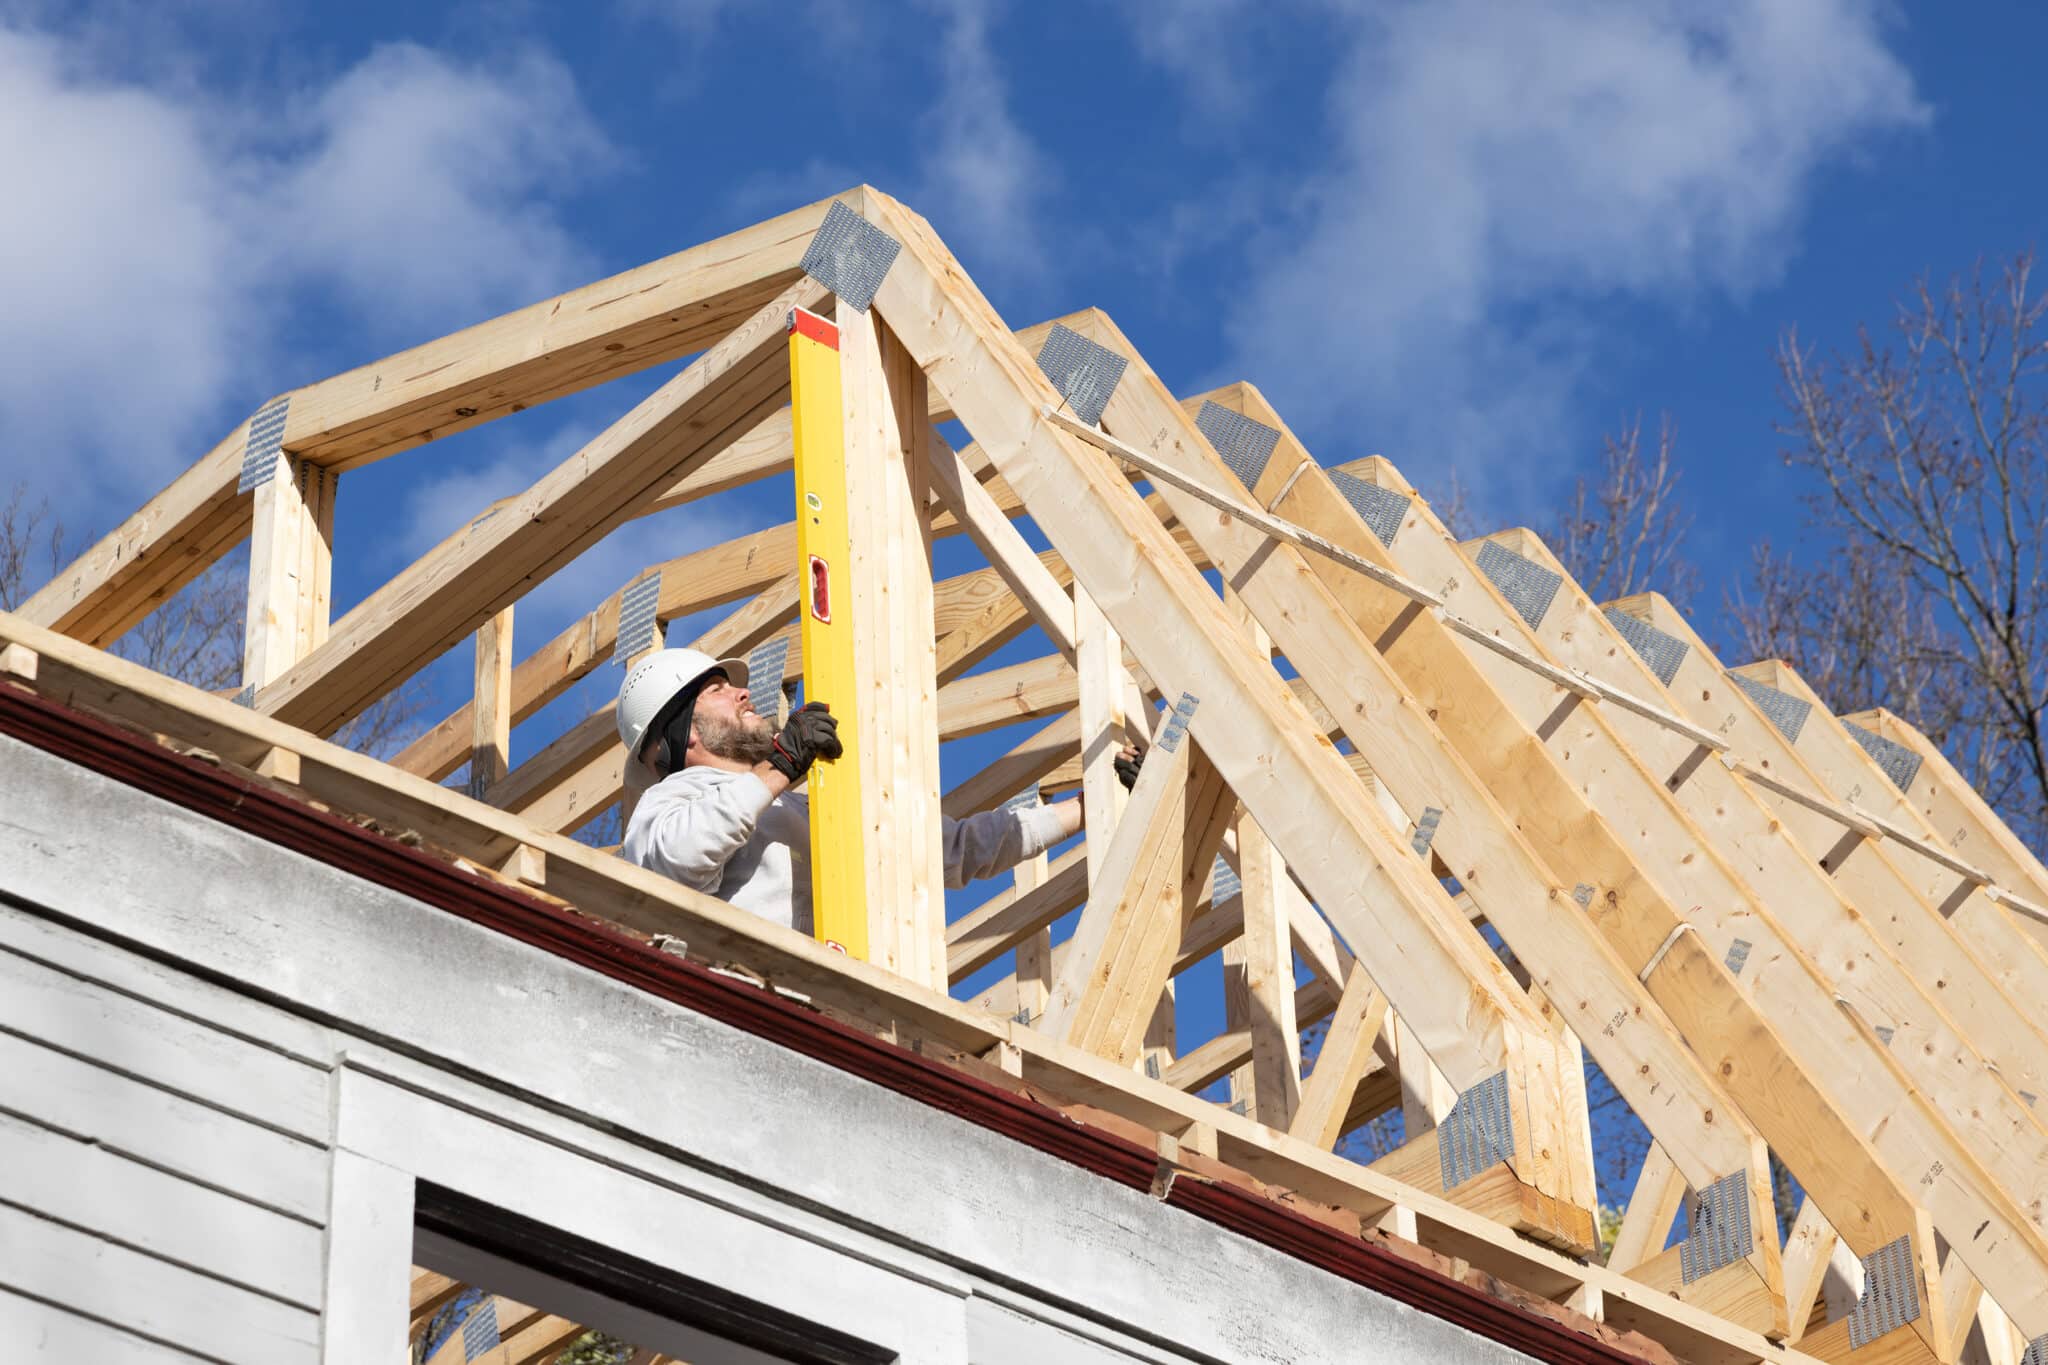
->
<box><xmin>616</xmin><ymin>647</ymin><xmax>750</xmax><ymax>760</ymax></box>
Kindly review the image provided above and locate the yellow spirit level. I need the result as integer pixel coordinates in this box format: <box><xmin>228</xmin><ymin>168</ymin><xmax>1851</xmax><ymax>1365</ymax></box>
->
<box><xmin>787</xmin><ymin>307</ymin><xmax>867</xmax><ymax>959</ymax></box>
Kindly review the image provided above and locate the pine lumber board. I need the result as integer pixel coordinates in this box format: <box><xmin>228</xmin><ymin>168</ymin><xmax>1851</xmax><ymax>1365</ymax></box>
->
<box><xmin>255</xmin><ymin>277</ymin><xmax>825</xmax><ymax>737</ymax></box>
<box><xmin>1608</xmin><ymin>1142</ymin><xmax>1686</xmax><ymax>1274</ymax></box>
<box><xmin>1044</xmin><ymin>708</ymin><xmax>1194</xmax><ymax>1056</ymax></box>
<box><xmin>838</xmin><ymin>307</ymin><xmax>946</xmax><ymax>987</ymax></box>
<box><xmin>1251</xmin><ymin>408</ymin><xmax>2044</xmax><ymax>1340</ymax></box>
<box><xmin>1058</xmin><ymin>306</ymin><xmax>1713</xmax><ymax>1225</ymax></box>
<box><xmin>859</xmin><ymin>195</ymin><xmax>1555</xmax><ymax>1133</ymax></box>
<box><xmin>1456</xmin><ymin>532</ymin><xmax>2048</xmax><ymax>1214</ymax></box>
<box><xmin>1237</xmin><ymin>805</ymin><xmax>1301</xmax><ymax>1128</ymax></box>
<box><xmin>1845</xmin><ymin>706</ymin><xmax>2048</xmax><ymax>916</ymax></box>
<box><xmin>1145</xmin><ymin>376</ymin><xmax>1839</xmax><ymax>1333</ymax></box>
<box><xmin>472</xmin><ymin>607</ymin><xmax>514</xmax><ymax>791</ymax></box>
<box><xmin>942</xmin><ymin>709</ymin><xmax>1079</xmax><ymax>821</ymax></box>
<box><xmin>1739</xmin><ymin>656</ymin><xmax>2048</xmax><ymax>1001</ymax></box>
<box><xmin>1289</xmin><ymin>965</ymin><xmax>1388</xmax><ymax>1150</ymax></box>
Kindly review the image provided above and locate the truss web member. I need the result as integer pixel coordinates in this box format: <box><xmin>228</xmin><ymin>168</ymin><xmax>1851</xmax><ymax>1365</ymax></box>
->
<box><xmin>616</xmin><ymin>649</ymin><xmax>1136</xmax><ymax>935</ymax></box>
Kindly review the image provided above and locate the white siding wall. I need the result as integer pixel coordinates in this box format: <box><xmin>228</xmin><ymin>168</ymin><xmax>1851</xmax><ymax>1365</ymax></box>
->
<box><xmin>0</xmin><ymin>907</ymin><xmax>333</xmax><ymax>1361</ymax></box>
<box><xmin>0</xmin><ymin>731</ymin><xmax>1537</xmax><ymax>1365</ymax></box>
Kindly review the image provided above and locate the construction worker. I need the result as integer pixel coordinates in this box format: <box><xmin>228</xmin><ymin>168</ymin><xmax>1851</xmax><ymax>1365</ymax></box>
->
<box><xmin>617</xmin><ymin>649</ymin><xmax>1135</xmax><ymax>934</ymax></box>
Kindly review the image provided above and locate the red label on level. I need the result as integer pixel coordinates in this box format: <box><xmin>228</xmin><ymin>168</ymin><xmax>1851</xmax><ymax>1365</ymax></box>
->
<box><xmin>808</xmin><ymin>554</ymin><xmax>832</xmax><ymax>623</ymax></box>
<box><xmin>789</xmin><ymin>307</ymin><xmax>840</xmax><ymax>350</ymax></box>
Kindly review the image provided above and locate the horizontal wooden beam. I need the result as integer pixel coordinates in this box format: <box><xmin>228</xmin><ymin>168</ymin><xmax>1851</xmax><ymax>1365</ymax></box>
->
<box><xmin>257</xmin><ymin>277</ymin><xmax>823</xmax><ymax>737</ymax></box>
<box><xmin>23</xmin><ymin>191</ymin><xmax>867</xmax><ymax>650</ymax></box>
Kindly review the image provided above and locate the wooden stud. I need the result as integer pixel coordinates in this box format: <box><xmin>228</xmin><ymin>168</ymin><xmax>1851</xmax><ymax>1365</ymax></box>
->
<box><xmin>0</xmin><ymin>642</ymin><xmax>38</xmax><ymax>681</ymax></box>
<box><xmin>1042</xmin><ymin>709</ymin><xmax>1193</xmax><ymax>1059</ymax></box>
<box><xmin>1289</xmin><ymin>966</ymin><xmax>1388</xmax><ymax>1150</ymax></box>
<box><xmin>837</xmin><ymin>305</ymin><xmax>945</xmax><ymax>987</ymax></box>
<box><xmin>927</xmin><ymin>425</ymin><xmax>1076</xmax><ymax>656</ymax></box>
<box><xmin>472</xmin><ymin>607</ymin><xmax>513</xmax><ymax>794</ymax></box>
<box><xmin>1073</xmin><ymin>583</ymin><xmax>1131</xmax><ymax>872</ymax></box>
<box><xmin>1608</xmin><ymin>1144</ymin><xmax>1687</xmax><ymax>1274</ymax></box>
<box><xmin>1012</xmin><ymin>844</ymin><xmax>1055</xmax><ymax>1028</ymax></box>
<box><xmin>244</xmin><ymin>455</ymin><xmax>310</xmax><ymax>692</ymax></box>
<box><xmin>1781</xmin><ymin>1199</ymin><xmax>1838</xmax><ymax>1344</ymax></box>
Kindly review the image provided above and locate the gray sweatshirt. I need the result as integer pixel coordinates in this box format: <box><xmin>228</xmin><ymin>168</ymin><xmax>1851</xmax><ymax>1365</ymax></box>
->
<box><xmin>623</xmin><ymin>765</ymin><xmax>1068</xmax><ymax>935</ymax></box>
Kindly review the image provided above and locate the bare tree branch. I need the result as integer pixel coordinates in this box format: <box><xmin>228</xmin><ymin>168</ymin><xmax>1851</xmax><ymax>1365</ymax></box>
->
<box><xmin>1546</xmin><ymin>414</ymin><xmax>1699</xmax><ymax>609</ymax></box>
<box><xmin>1748</xmin><ymin>253</ymin><xmax>2048</xmax><ymax>846</ymax></box>
<box><xmin>2</xmin><ymin>485</ymin><xmax>425</xmax><ymax>759</ymax></box>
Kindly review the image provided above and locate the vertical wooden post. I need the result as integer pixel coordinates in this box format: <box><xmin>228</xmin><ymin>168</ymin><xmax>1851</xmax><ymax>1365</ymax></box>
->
<box><xmin>297</xmin><ymin>464</ymin><xmax>336</xmax><ymax>653</ymax></box>
<box><xmin>244</xmin><ymin>457</ymin><xmax>334</xmax><ymax>693</ymax></box>
<box><xmin>1012</xmin><ymin>800</ymin><xmax>1054</xmax><ymax>1026</ymax></box>
<box><xmin>839</xmin><ymin>306</ymin><xmax>944</xmax><ymax>987</ymax></box>
<box><xmin>1291</xmin><ymin>965</ymin><xmax>1388</xmax><ymax>1148</ymax></box>
<box><xmin>1393</xmin><ymin>1011</ymin><xmax>1457</xmax><ymax>1135</ymax></box>
<box><xmin>1074</xmin><ymin>583</ymin><xmax>1129</xmax><ymax>875</ymax></box>
<box><xmin>1609</xmin><ymin>1143</ymin><xmax>1687</xmax><ymax>1273</ymax></box>
<box><xmin>471</xmin><ymin>607</ymin><xmax>513</xmax><ymax>795</ymax></box>
<box><xmin>1237</xmin><ymin>809</ymin><xmax>1301</xmax><ymax>1127</ymax></box>
<box><xmin>1142</xmin><ymin>984</ymin><xmax>1176</xmax><ymax>1079</ymax></box>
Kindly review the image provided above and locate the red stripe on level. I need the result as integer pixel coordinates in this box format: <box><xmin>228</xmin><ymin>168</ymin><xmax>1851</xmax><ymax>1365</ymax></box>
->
<box><xmin>788</xmin><ymin>306</ymin><xmax>839</xmax><ymax>350</ymax></box>
<box><xmin>0</xmin><ymin>680</ymin><xmax>1651</xmax><ymax>1365</ymax></box>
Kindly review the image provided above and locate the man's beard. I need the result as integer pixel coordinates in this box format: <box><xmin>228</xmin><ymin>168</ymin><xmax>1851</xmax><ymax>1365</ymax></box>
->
<box><xmin>695</xmin><ymin>710</ymin><xmax>776</xmax><ymax>765</ymax></box>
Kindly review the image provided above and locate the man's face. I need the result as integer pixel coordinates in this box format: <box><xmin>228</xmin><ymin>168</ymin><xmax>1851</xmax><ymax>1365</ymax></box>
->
<box><xmin>690</xmin><ymin>675</ymin><xmax>774</xmax><ymax>762</ymax></box>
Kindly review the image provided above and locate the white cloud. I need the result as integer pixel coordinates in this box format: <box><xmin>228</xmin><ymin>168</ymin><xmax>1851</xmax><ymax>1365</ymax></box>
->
<box><xmin>0</xmin><ymin>27</ymin><xmax>613</xmax><ymax>511</ymax></box>
<box><xmin>1216</xmin><ymin>0</ymin><xmax>1926</xmax><ymax>510</ymax></box>
<box><xmin>910</xmin><ymin>0</ymin><xmax>1054</xmax><ymax>280</ymax></box>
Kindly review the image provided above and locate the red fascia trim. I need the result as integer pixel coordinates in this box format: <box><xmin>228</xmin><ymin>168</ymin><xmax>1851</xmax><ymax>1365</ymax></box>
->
<box><xmin>0</xmin><ymin>681</ymin><xmax>1649</xmax><ymax>1365</ymax></box>
<box><xmin>788</xmin><ymin>306</ymin><xmax>839</xmax><ymax>350</ymax></box>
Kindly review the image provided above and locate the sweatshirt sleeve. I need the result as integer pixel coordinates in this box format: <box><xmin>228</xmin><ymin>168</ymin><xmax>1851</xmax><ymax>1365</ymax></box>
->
<box><xmin>630</xmin><ymin>773</ymin><xmax>779</xmax><ymax>893</ymax></box>
<box><xmin>941</xmin><ymin>801</ymin><xmax>1069</xmax><ymax>889</ymax></box>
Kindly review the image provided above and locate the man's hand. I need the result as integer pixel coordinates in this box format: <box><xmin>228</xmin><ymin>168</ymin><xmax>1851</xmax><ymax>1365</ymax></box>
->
<box><xmin>767</xmin><ymin>702</ymin><xmax>843</xmax><ymax>783</ymax></box>
<box><xmin>1113</xmin><ymin>743</ymin><xmax>1145</xmax><ymax>791</ymax></box>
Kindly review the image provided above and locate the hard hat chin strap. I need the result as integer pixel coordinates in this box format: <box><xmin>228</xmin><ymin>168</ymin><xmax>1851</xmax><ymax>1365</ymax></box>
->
<box><xmin>644</xmin><ymin>670</ymin><xmax>721</xmax><ymax>776</ymax></box>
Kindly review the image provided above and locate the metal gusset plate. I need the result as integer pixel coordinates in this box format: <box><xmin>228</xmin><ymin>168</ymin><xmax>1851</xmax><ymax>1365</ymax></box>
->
<box><xmin>1209</xmin><ymin>854</ymin><xmax>1242</xmax><ymax>906</ymax></box>
<box><xmin>2021</xmin><ymin>1333</ymin><xmax>2047</xmax><ymax>1365</ymax></box>
<box><xmin>1328</xmin><ymin>468</ymin><xmax>1410</xmax><ymax>547</ymax></box>
<box><xmin>615</xmin><ymin>572</ymin><xmax>664</xmax><ymax>665</ymax></box>
<box><xmin>237</xmin><ymin>396</ymin><xmax>291</xmax><ymax>494</ymax></box>
<box><xmin>1438</xmin><ymin>1070</ymin><xmax>1514</xmax><ymax>1189</ymax></box>
<box><xmin>1157</xmin><ymin>692</ymin><xmax>1199</xmax><ymax>754</ymax></box>
<box><xmin>462</xmin><ymin>1298</ymin><xmax>501</xmax><ymax>1360</ymax></box>
<box><xmin>1195</xmin><ymin>401</ymin><xmax>1281</xmax><ymax>491</ymax></box>
<box><xmin>800</xmin><ymin>201</ymin><xmax>900</xmax><ymax>313</ymax></box>
<box><xmin>746</xmin><ymin>634</ymin><xmax>794</xmax><ymax>727</ymax></box>
<box><xmin>1844</xmin><ymin>721</ymin><xmax>1924</xmax><ymax>792</ymax></box>
<box><xmin>1602</xmin><ymin>607</ymin><xmax>1690</xmax><ymax>687</ymax></box>
<box><xmin>1411</xmin><ymin>806</ymin><xmax>1444</xmax><ymax>858</ymax></box>
<box><xmin>1724</xmin><ymin>938</ymin><xmax>1752</xmax><ymax>975</ymax></box>
<box><xmin>1473</xmin><ymin>541</ymin><xmax>1563</xmax><ymax>631</ymax></box>
<box><xmin>1679</xmin><ymin>1170</ymin><xmax>1752</xmax><ymax>1283</ymax></box>
<box><xmin>1728</xmin><ymin>672</ymin><xmax>1812</xmax><ymax>744</ymax></box>
<box><xmin>1037</xmin><ymin>324</ymin><xmax>1127</xmax><ymax>427</ymax></box>
<box><xmin>1847</xmin><ymin>1235</ymin><xmax>1922</xmax><ymax>1348</ymax></box>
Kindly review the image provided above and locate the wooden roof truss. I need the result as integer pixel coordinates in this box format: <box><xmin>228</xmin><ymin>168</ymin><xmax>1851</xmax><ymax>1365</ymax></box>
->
<box><xmin>10</xmin><ymin>186</ymin><xmax>2048</xmax><ymax>1365</ymax></box>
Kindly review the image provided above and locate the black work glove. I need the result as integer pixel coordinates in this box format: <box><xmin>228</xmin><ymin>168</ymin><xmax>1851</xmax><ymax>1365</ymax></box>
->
<box><xmin>768</xmin><ymin>702</ymin><xmax>842</xmax><ymax>783</ymax></box>
<box><xmin>1113</xmin><ymin>744</ymin><xmax>1145</xmax><ymax>791</ymax></box>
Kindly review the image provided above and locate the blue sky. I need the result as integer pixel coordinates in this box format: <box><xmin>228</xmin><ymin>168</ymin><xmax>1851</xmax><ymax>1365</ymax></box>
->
<box><xmin>3</xmin><ymin>1</ymin><xmax>2042</xmax><ymax>1201</ymax></box>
